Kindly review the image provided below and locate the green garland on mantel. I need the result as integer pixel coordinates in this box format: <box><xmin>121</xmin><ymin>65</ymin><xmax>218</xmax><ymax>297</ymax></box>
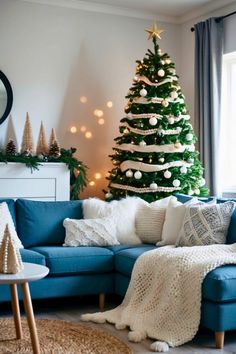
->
<box><xmin>0</xmin><ymin>147</ymin><xmax>88</xmax><ymax>200</ymax></box>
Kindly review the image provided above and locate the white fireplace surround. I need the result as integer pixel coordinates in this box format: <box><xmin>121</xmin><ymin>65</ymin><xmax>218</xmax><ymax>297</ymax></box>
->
<box><xmin>0</xmin><ymin>162</ymin><xmax>70</xmax><ymax>201</ymax></box>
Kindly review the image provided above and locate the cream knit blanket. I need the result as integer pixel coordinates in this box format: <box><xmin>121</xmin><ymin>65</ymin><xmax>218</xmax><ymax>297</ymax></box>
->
<box><xmin>82</xmin><ymin>244</ymin><xmax>236</xmax><ymax>351</ymax></box>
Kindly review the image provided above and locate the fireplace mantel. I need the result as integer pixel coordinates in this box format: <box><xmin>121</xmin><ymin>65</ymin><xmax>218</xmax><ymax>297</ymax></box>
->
<box><xmin>0</xmin><ymin>162</ymin><xmax>70</xmax><ymax>201</ymax></box>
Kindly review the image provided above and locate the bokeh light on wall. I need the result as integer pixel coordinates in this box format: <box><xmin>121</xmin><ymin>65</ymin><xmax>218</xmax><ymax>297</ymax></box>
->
<box><xmin>93</xmin><ymin>109</ymin><xmax>104</xmax><ymax>118</ymax></box>
<box><xmin>80</xmin><ymin>96</ymin><xmax>87</xmax><ymax>103</ymax></box>
<box><xmin>107</xmin><ymin>101</ymin><xmax>113</xmax><ymax>108</ymax></box>
<box><xmin>70</xmin><ymin>126</ymin><xmax>77</xmax><ymax>133</ymax></box>
<box><xmin>80</xmin><ymin>126</ymin><xmax>87</xmax><ymax>132</ymax></box>
<box><xmin>85</xmin><ymin>131</ymin><xmax>92</xmax><ymax>139</ymax></box>
<box><xmin>98</xmin><ymin>118</ymin><xmax>105</xmax><ymax>125</ymax></box>
<box><xmin>94</xmin><ymin>172</ymin><xmax>102</xmax><ymax>180</ymax></box>
<box><xmin>89</xmin><ymin>181</ymin><xmax>95</xmax><ymax>186</ymax></box>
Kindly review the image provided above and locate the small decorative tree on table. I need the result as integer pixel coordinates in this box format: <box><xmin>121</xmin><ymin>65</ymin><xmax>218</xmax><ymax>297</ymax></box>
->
<box><xmin>106</xmin><ymin>24</ymin><xmax>208</xmax><ymax>202</ymax></box>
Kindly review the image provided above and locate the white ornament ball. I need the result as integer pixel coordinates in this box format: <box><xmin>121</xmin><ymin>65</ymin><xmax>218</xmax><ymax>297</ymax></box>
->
<box><xmin>168</xmin><ymin>117</ymin><xmax>175</xmax><ymax>125</ymax></box>
<box><xmin>180</xmin><ymin>166</ymin><xmax>187</xmax><ymax>174</ymax></box>
<box><xmin>199</xmin><ymin>178</ymin><xmax>206</xmax><ymax>187</ymax></box>
<box><xmin>126</xmin><ymin>170</ymin><xmax>133</xmax><ymax>178</ymax></box>
<box><xmin>139</xmin><ymin>140</ymin><xmax>146</xmax><ymax>146</ymax></box>
<box><xmin>134</xmin><ymin>171</ymin><xmax>142</xmax><ymax>180</ymax></box>
<box><xmin>188</xmin><ymin>158</ymin><xmax>194</xmax><ymax>164</ymax></box>
<box><xmin>158</xmin><ymin>157</ymin><xmax>165</xmax><ymax>163</ymax></box>
<box><xmin>162</xmin><ymin>100</ymin><xmax>169</xmax><ymax>107</ymax></box>
<box><xmin>165</xmin><ymin>59</ymin><xmax>171</xmax><ymax>64</ymax></box>
<box><xmin>149</xmin><ymin>117</ymin><xmax>158</xmax><ymax>126</ymax></box>
<box><xmin>173</xmin><ymin>179</ymin><xmax>181</xmax><ymax>187</ymax></box>
<box><xmin>140</xmin><ymin>88</ymin><xmax>147</xmax><ymax>97</ymax></box>
<box><xmin>170</xmin><ymin>91</ymin><xmax>178</xmax><ymax>99</ymax></box>
<box><xmin>164</xmin><ymin>170</ymin><xmax>172</xmax><ymax>179</ymax></box>
<box><xmin>150</xmin><ymin>182</ymin><xmax>158</xmax><ymax>190</ymax></box>
<box><xmin>127</xmin><ymin>112</ymin><xmax>132</xmax><ymax>119</ymax></box>
<box><xmin>188</xmin><ymin>189</ymin><xmax>194</xmax><ymax>195</ymax></box>
<box><xmin>133</xmin><ymin>75</ymin><xmax>138</xmax><ymax>81</ymax></box>
<box><xmin>160</xmin><ymin>60</ymin><xmax>165</xmax><ymax>65</ymax></box>
<box><xmin>186</xmin><ymin>133</ymin><xmax>193</xmax><ymax>141</ymax></box>
<box><xmin>176</xmin><ymin>127</ymin><xmax>182</xmax><ymax>133</ymax></box>
<box><xmin>194</xmin><ymin>188</ymin><xmax>200</xmax><ymax>195</ymax></box>
<box><xmin>105</xmin><ymin>192</ymin><xmax>112</xmax><ymax>199</ymax></box>
<box><xmin>158</xmin><ymin>69</ymin><xmax>165</xmax><ymax>77</ymax></box>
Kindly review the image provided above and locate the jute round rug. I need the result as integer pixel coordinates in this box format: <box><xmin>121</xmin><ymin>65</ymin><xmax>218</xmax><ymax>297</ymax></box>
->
<box><xmin>0</xmin><ymin>318</ymin><xmax>133</xmax><ymax>354</ymax></box>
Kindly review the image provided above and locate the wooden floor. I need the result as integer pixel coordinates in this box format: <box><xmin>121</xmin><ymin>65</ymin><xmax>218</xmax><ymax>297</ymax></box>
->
<box><xmin>1</xmin><ymin>295</ymin><xmax>236</xmax><ymax>353</ymax></box>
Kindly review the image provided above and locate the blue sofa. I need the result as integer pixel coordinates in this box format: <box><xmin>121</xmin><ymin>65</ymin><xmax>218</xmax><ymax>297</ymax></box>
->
<box><xmin>1</xmin><ymin>196</ymin><xmax>236</xmax><ymax>349</ymax></box>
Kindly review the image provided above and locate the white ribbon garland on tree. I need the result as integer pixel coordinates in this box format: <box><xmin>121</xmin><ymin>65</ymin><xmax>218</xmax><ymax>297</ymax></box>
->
<box><xmin>120</xmin><ymin>160</ymin><xmax>193</xmax><ymax>173</ymax></box>
<box><xmin>137</xmin><ymin>75</ymin><xmax>178</xmax><ymax>87</ymax></box>
<box><xmin>132</xmin><ymin>97</ymin><xmax>184</xmax><ymax>104</ymax></box>
<box><xmin>110</xmin><ymin>183</ymin><xmax>181</xmax><ymax>193</ymax></box>
<box><xmin>115</xmin><ymin>143</ymin><xmax>195</xmax><ymax>153</ymax></box>
<box><xmin>120</xmin><ymin>123</ymin><xmax>182</xmax><ymax>136</ymax></box>
<box><xmin>125</xmin><ymin>113</ymin><xmax>190</xmax><ymax>121</ymax></box>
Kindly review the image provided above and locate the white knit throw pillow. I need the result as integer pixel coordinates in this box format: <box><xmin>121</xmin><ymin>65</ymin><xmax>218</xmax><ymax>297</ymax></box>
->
<box><xmin>63</xmin><ymin>217</ymin><xmax>119</xmax><ymax>246</ymax></box>
<box><xmin>158</xmin><ymin>197</ymin><xmax>216</xmax><ymax>246</ymax></box>
<box><xmin>0</xmin><ymin>202</ymin><xmax>23</xmax><ymax>249</ymax></box>
<box><xmin>135</xmin><ymin>196</ymin><xmax>173</xmax><ymax>244</ymax></box>
<box><xmin>176</xmin><ymin>201</ymin><xmax>235</xmax><ymax>246</ymax></box>
<box><xmin>83</xmin><ymin>197</ymin><xmax>142</xmax><ymax>244</ymax></box>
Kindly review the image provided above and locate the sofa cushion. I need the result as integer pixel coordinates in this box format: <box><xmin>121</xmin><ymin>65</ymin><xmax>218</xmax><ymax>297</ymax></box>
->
<box><xmin>20</xmin><ymin>249</ymin><xmax>46</xmax><ymax>265</ymax></box>
<box><xmin>217</xmin><ymin>198</ymin><xmax>236</xmax><ymax>244</ymax></box>
<box><xmin>115</xmin><ymin>245</ymin><xmax>157</xmax><ymax>277</ymax></box>
<box><xmin>0</xmin><ymin>198</ymin><xmax>16</xmax><ymax>226</ymax></box>
<box><xmin>203</xmin><ymin>265</ymin><xmax>236</xmax><ymax>302</ymax></box>
<box><xmin>16</xmin><ymin>199</ymin><xmax>83</xmax><ymax>247</ymax></box>
<box><xmin>30</xmin><ymin>246</ymin><xmax>114</xmax><ymax>276</ymax></box>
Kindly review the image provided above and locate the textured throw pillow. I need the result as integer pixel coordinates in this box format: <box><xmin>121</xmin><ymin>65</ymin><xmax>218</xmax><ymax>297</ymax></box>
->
<box><xmin>83</xmin><ymin>197</ymin><xmax>142</xmax><ymax>244</ymax></box>
<box><xmin>158</xmin><ymin>197</ymin><xmax>216</xmax><ymax>246</ymax></box>
<box><xmin>135</xmin><ymin>196</ymin><xmax>173</xmax><ymax>244</ymax></box>
<box><xmin>0</xmin><ymin>202</ymin><xmax>23</xmax><ymax>249</ymax></box>
<box><xmin>63</xmin><ymin>217</ymin><xmax>119</xmax><ymax>246</ymax></box>
<box><xmin>176</xmin><ymin>201</ymin><xmax>235</xmax><ymax>247</ymax></box>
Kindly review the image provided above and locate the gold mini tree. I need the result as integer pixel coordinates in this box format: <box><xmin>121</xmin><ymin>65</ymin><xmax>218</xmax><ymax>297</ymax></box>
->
<box><xmin>36</xmin><ymin>121</ymin><xmax>48</xmax><ymax>155</ymax></box>
<box><xmin>0</xmin><ymin>224</ymin><xmax>24</xmax><ymax>274</ymax></box>
<box><xmin>21</xmin><ymin>112</ymin><xmax>35</xmax><ymax>155</ymax></box>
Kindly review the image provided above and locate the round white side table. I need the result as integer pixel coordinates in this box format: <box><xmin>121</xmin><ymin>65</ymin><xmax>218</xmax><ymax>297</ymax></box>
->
<box><xmin>0</xmin><ymin>262</ymin><xmax>49</xmax><ymax>354</ymax></box>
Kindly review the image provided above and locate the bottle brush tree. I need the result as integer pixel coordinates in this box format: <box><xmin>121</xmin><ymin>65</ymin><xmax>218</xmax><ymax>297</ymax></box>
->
<box><xmin>105</xmin><ymin>24</ymin><xmax>208</xmax><ymax>202</ymax></box>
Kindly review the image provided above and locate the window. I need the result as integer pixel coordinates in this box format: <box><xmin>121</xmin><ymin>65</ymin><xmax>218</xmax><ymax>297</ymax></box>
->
<box><xmin>220</xmin><ymin>52</ymin><xmax>236</xmax><ymax>196</ymax></box>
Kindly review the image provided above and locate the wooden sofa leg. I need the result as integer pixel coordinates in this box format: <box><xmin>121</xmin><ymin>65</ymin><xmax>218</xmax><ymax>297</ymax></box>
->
<box><xmin>215</xmin><ymin>331</ymin><xmax>225</xmax><ymax>349</ymax></box>
<box><xmin>99</xmin><ymin>293</ymin><xmax>105</xmax><ymax>311</ymax></box>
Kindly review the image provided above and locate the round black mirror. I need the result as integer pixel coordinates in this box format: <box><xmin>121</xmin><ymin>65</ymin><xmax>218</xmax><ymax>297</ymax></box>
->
<box><xmin>0</xmin><ymin>71</ymin><xmax>13</xmax><ymax>125</ymax></box>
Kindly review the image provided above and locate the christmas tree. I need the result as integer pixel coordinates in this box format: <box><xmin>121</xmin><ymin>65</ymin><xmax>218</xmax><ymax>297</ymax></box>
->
<box><xmin>106</xmin><ymin>24</ymin><xmax>208</xmax><ymax>202</ymax></box>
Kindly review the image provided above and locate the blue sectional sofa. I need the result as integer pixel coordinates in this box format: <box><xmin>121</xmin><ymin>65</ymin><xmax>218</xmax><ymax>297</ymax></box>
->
<box><xmin>1</xmin><ymin>196</ymin><xmax>236</xmax><ymax>349</ymax></box>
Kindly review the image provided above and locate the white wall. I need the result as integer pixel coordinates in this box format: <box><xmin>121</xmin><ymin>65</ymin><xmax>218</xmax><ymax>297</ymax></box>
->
<box><xmin>180</xmin><ymin>2</ymin><xmax>236</xmax><ymax>127</ymax></box>
<box><xmin>0</xmin><ymin>0</ymin><xmax>181</xmax><ymax>198</ymax></box>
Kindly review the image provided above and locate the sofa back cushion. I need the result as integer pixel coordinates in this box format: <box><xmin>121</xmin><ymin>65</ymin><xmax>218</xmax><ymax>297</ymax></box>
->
<box><xmin>16</xmin><ymin>199</ymin><xmax>83</xmax><ymax>247</ymax></box>
<box><xmin>0</xmin><ymin>199</ymin><xmax>16</xmax><ymax>226</ymax></box>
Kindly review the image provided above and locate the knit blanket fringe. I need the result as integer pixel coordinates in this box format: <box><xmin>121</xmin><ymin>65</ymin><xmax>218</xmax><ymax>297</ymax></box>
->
<box><xmin>82</xmin><ymin>244</ymin><xmax>236</xmax><ymax>352</ymax></box>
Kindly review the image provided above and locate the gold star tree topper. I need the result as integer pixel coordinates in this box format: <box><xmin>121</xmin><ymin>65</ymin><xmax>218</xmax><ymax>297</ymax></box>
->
<box><xmin>145</xmin><ymin>23</ymin><xmax>164</xmax><ymax>40</ymax></box>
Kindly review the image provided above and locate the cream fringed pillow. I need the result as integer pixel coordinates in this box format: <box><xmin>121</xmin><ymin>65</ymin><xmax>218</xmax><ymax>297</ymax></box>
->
<box><xmin>0</xmin><ymin>203</ymin><xmax>23</xmax><ymax>249</ymax></box>
<box><xmin>63</xmin><ymin>217</ymin><xmax>119</xmax><ymax>246</ymax></box>
<box><xmin>176</xmin><ymin>201</ymin><xmax>235</xmax><ymax>247</ymax></box>
<box><xmin>135</xmin><ymin>196</ymin><xmax>173</xmax><ymax>244</ymax></box>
